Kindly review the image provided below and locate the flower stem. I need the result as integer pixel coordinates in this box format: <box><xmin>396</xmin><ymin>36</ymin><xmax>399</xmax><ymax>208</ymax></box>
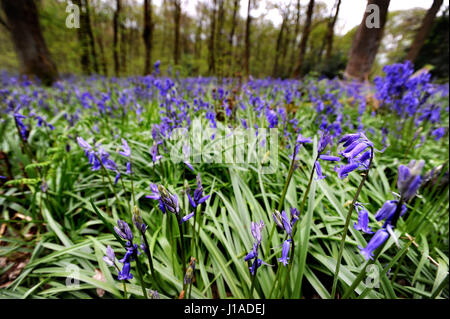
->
<box><xmin>330</xmin><ymin>146</ymin><xmax>374</xmax><ymax>299</ymax></box>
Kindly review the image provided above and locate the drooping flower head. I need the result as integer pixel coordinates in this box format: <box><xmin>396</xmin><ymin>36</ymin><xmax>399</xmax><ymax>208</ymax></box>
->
<box><xmin>353</xmin><ymin>203</ymin><xmax>374</xmax><ymax>234</ymax></box>
<box><xmin>397</xmin><ymin>160</ymin><xmax>424</xmax><ymax>201</ymax></box>
<box><xmin>359</xmin><ymin>228</ymin><xmax>390</xmax><ymax>261</ymax></box>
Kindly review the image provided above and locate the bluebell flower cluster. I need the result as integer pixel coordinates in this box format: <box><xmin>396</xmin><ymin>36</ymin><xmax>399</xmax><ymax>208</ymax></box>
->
<box><xmin>244</xmin><ymin>220</ymin><xmax>269</xmax><ymax>275</ymax></box>
<box><xmin>356</xmin><ymin>160</ymin><xmax>424</xmax><ymax>260</ymax></box>
<box><xmin>335</xmin><ymin>132</ymin><xmax>373</xmax><ymax>179</ymax></box>
<box><xmin>272</xmin><ymin>208</ymin><xmax>299</xmax><ymax>266</ymax></box>
<box><xmin>112</xmin><ymin>219</ymin><xmax>140</xmax><ymax>281</ymax></box>
<box><xmin>77</xmin><ymin>136</ymin><xmax>121</xmax><ymax>184</ymax></box>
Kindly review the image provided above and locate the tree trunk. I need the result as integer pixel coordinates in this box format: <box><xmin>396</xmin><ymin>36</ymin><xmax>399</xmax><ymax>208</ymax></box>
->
<box><xmin>289</xmin><ymin>0</ymin><xmax>301</xmax><ymax>75</ymax></box>
<box><xmin>273</xmin><ymin>14</ymin><xmax>287</xmax><ymax>78</ymax></box>
<box><xmin>113</xmin><ymin>0</ymin><xmax>121</xmax><ymax>76</ymax></box>
<box><xmin>73</xmin><ymin>0</ymin><xmax>91</xmax><ymax>74</ymax></box>
<box><xmin>1</xmin><ymin>0</ymin><xmax>58</xmax><ymax>85</ymax></box>
<box><xmin>344</xmin><ymin>0</ymin><xmax>390</xmax><ymax>82</ymax></box>
<box><xmin>143</xmin><ymin>0</ymin><xmax>153</xmax><ymax>75</ymax></box>
<box><xmin>216</xmin><ymin>0</ymin><xmax>225</xmax><ymax>79</ymax></box>
<box><xmin>243</xmin><ymin>0</ymin><xmax>251</xmax><ymax>78</ymax></box>
<box><xmin>208</xmin><ymin>0</ymin><xmax>217</xmax><ymax>75</ymax></box>
<box><xmin>227</xmin><ymin>0</ymin><xmax>239</xmax><ymax>76</ymax></box>
<box><xmin>83</xmin><ymin>0</ymin><xmax>99</xmax><ymax>73</ymax></box>
<box><xmin>173</xmin><ymin>0</ymin><xmax>181</xmax><ymax>65</ymax></box>
<box><xmin>325</xmin><ymin>0</ymin><xmax>341</xmax><ymax>59</ymax></box>
<box><xmin>406</xmin><ymin>0</ymin><xmax>443</xmax><ymax>63</ymax></box>
<box><xmin>292</xmin><ymin>0</ymin><xmax>315</xmax><ymax>78</ymax></box>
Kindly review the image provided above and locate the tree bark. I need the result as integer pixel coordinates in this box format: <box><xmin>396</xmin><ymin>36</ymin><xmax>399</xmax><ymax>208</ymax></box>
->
<box><xmin>273</xmin><ymin>12</ymin><xmax>287</xmax><ymax>78</ymax></box>
<box><xmin>289</xmin><ymin>0</ymin><xmax>301</xmax><ymax>75</ymax></box>
<box><xmin>406</xmin><ymin>0</ymin><xmax>443</xmax><ymax>63</ymax></box>
<box><xmin>73</xmin><ymin>0</ymin><xmax>91</xmax><ymax>74</ymax></box>
<box><xmin>173</xmin><ymin>0</ymin><xmax>181</xmax><ymax>65</ymax></box>
<box><xmin>113</xmin><ymin>0</ymin><xmax>121</xmax><ymax>76</ymax></box>
<box><xmin>216</xmin><ymin>0</ymin><xmax>225</xmax><ymax>79</ymax></box>
<box><xmin>208</xmin><ymin>0</ymin><xmax>217</xmax><ymax>75</ymax></box>
<box><xmin>344</xmin><ymin>0</ymin><xmax>390</xmax><ymax>82</ymax></box>
<box><xmin>325</xmin><ymin>0</ymin><xmax>341</xmax><ymax>59</ymax></box>
<box><xmin>143</xmin><ymin>0</ymin><xmax>153</xmax><ymax>74</ymax></box>
<box><xmin>1</xmin><ymin>0</ymin><xmax>58</xmax><ymax>85</ymax></box>
<box><xmin>292</xmin><ymin>0</ymin><xmax>315</xmax><ymax>78</ymax></box>
<box><xmin>227</xmin><ymin>0</ymin><xmax>239</xmax><ymax>76</ymax></box>
<box><xmin>243</xmin><ymin>0</ymin><xmax>252</xmax><ymax>78</ymax></box>
<box><xmin>84</xmin><ymin>0</ymin><xmax>99</xmax><ymax>74</ymax></box>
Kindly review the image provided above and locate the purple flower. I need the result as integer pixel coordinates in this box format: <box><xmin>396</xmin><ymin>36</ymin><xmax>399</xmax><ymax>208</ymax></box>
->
<box><xmin>374</xmin><ymin>200</ymin><xmax>407</xmax><ymax>224</ymax></box>
<box><xmin>431</xmin><ymin>127</ymin><xmax>446</xmax><ymax>141</ymax></box>
<box><xmin>319</xmin><ymin>155</ymin><xmax>341</xmax><ymax>162</ymax></box>
<box><xmin>251</xmin><ymin>220</ymin><xmax>264</xmax><ymax>244</ymax></box>
<box><xmin>397</xmin><ymin>160</ymin><xmax>424</xmax><ymax>201</ymax></box>
<box><xmin>150</xmin><ymin>143</ymin><xmax>162</xmax><ymax>163</ymax></box>
<box><xmin>278</xmin><ymin>240</ymin><xmax>291</xmax><ymax>266</ymax></box>
<box><xmin>118</xmin><ymin>138</ymin><xmax>131</xmax><ymax>157</ymax></box>
<box><xmin>315</xmin><ymin>161</ymin><xmax>326</xmax><ymax>180</ymax></box>
<box><xmin>114</xmin><ymin>219</ymin><xmax>134</xmax><ymax>243</ymax></box>
<box><xmin>187</xmin><ymin>174</ymin><xmax>210</xmax><ymax>208</ymax></box>
<box><xmin>359</xmin><ymin>228</ymin><xmax>390</xmax><ymax>261</ymax></box>
<box><xmin>335</xmin><ymin>162</ymin><xmax>360</xmax><ymax>179</ymax></box>
<box><xmin>353</xmin><ymin>203</ymin><xmax>374</xmax><ymax>234</ymax></box>
<box><xmin>245</xmin><ymin>242</ymin><xmax>258</xmax><ymax>261</ymax></box>
<box><xmin>180</xmin><ymin>211</ymin><xmax>195</xmax><ymax>224</ymax></box>
<box><xmin>118</xmin><ymin>262</ymin><xmax>133</xmax><ymax>280</ymax></box>
<box><xmin>103</xmin><ymin>245</ymin><xmax>116</xmax><ymax>267</ymax></box>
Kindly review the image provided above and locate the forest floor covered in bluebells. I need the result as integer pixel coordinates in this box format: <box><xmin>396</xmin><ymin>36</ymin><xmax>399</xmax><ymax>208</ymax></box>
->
<box><xmin>0</xmin><ymin>61</ymin><xmax>449</xmax><ymax>299</ymax></box>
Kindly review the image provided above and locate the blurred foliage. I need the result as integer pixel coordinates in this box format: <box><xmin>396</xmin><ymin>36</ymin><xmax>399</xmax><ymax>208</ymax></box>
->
<box><xmin>0</xmin><ymin>1</ymin><xmax>448</xmax><ymax>80</ymax></box>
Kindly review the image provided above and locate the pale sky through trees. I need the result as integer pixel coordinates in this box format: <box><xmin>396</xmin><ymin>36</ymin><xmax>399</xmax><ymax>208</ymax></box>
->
<box><xmin>151</xmin><ymin>0</ymin><xmax>449</xmax><ymax>35</ymax></box>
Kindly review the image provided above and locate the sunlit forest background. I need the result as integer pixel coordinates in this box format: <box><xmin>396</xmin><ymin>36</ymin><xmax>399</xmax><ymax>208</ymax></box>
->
<box><xmin>0</xmin><ymin>0</ymin><xmax>448</xmax><ymax>80</ymax></box>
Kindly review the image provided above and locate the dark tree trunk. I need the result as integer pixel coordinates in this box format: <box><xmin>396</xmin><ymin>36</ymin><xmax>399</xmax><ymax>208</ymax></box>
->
<box><xmin>325</xmin><ymin>0</ymin><xmax>341</xmax><ymax>59</ymax></box>
<box><xmin>289</xmin><ymin>0</ymin><xmax>301</xmax><ymax>75</ymax></box>
<box><xmin>97</xmin><ymin>34</ymin><xmax>108</xmax><ymax>76</ymax></box>
<box><xmin>208</xmin><ymin>0</ymin><xmax>217</xmax><ymax>75</ymax></box>
<box><xmin>143</xmin><ymin>0</ymin><xmax>153</xmax><ymax>75</ymax></box>
<box><xmin>227</xmin><ymin>0</ymin><xmax>239</xmax><ymax>76</ymax></box>
<box><xmin>273</xmin><ymin>14</ymin><xmax>287</xmax><ymax>78</ymax></box>
<box><xmin>120</xmin><ymin>14</ymin><xmax>127</xmax><ymax>75</ymax></box>
<box><xmin>406</xmin><ymin>0</ymin><xmax>443</xmax><ymax>63</ymax></box>
<box><xmin>292</xmin><ymin>0</ymin><xmax>315</xmax><ymax>78</ymax></box>
<box><xmin>1</xmin><ymin>0</ymin><xmax>58</xmax><ymax>85</ymax></box>
<box><xmin>173</xmin><ymin>0</ymin><xmax>181</xmax><ymax>65</ymax></box>
<box><xmin>84</xmin><ymin>0</ymin><xmax>99</xmax><ymax>74</ymax></box>
<box><xmin>113</xmin><ymin>0</ymin><xmax>121</xmax><ymax>76</ymax></box>
<box><xmin>344</xmin><ymin>0</ymin><xmax>390</xmax><ymax>82</ymax></box>
<box><xmin>216</xmin><ymin>0</ymin><xmax>225</xmax><ymax>79</ymax></box>
<box><xmin>73</xmin><ymin>0</ymin><xmax>91</xmax><ymax>74</ymax></box>
<box><xmin>243</xmin><ymin>0</ymin><xmax>251</xmax><ymax>78</ymax></box>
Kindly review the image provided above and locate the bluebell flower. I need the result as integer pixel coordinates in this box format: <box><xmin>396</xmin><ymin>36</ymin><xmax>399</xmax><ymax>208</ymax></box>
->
<box><xmin>118</xmin><ymin>138</ymin><xmax>131</xmax><ymax>157</ymax></box>
<box><xmin>154</xmin><ymin>60</ymin><xmax>160</xmax><ymax>75</ymax></box>
<box><xmin>118</xmin><ymin>261</ymin><xmax>133</xmax><ymax>280</ymax></box>
<box><xmin>114</xmin><ymin>219</ymin><xmax>134</xmax><ymax>243</ymax></box>
<box><xmin>278</xmin><ymin>240</ymin><xmax>291</xmax><ymax>266</ymax></box>
<box><xmin>146</xmin><ymin>183</ymin><xmax>167</xmax><ymax>213</ymax></box>
<box><xmin>397</xmin><ymin>160</ymin><xmax>424</xmax><ymax>201</ymax></box>
<box><xmin>359</xmin><ymin>228</ymin><xmax>390</xmax><ymax>261</ymax></box>
<box><xmin>374</xmin><ymin>200</ymin><xmax>406</xmax><ymax>224</ymax></box>
<box><xmin>180</xmin><ymin>211</ymin><xmax>195</xmax><ymax>224</ymax></box>
<box><xmin>150</xmin><ymin>143</ymin><xmax>162</xmax><ymax>163</ymax></box>
<box><xmin>431</xmin><ymin>127</ymin><xmax>446</xmax><ymax>141</ymax></box>
<box><xmin>103</xmin><ymin>245</ymin><xmax>116</xmax><ymax>267</ymax></box>
<box><xmin>335</xmin><ymin>162</ymin><xmax>360</xmax><ymax>179</ymax></box>
<box><xmin>315</xmin><ymin>161</ymin><xmax>326</xmax><ymax>180</ymax></box>
<box><xmin>251</xmin><ymin>220</ymin><xmax>264</xmax><ymax>244</ymax></box>
<box><xmin>187</xmin><ymin>174</ymin><xmax>210</xmax><ymax>209</ymax></box>
<box><xmin>353</xmin><ymin>203</ymin><xmax>374</xmax><ymax>234</ymax></box>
